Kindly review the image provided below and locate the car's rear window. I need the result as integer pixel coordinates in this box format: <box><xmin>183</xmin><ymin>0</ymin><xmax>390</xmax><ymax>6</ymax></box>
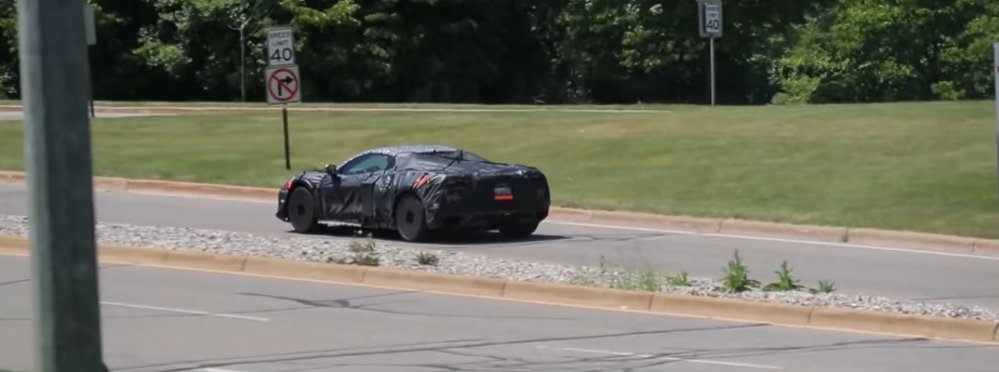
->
<box><xmin>412</xmin><ymin>151</ymin><xmax>489</xmax><ymax>163</ymax></box>
<box><xmin>396</xmin><ymin>151</ymin><xmax>490</xmax><ymax>169</ymax></box>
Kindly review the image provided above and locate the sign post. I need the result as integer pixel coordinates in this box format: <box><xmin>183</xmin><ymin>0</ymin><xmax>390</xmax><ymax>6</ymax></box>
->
<box><xmin>265</xmin><ymin>26</ymin><xmax>300</xmax><ymax>170</ymax></box>
<box><xmin>993</xmin><ymin>42</ymin><xmax>998</xmax><ymax>230</ymax></box>
<box><xmin>698</xmin><ymin>0</ymin><xmax>723</xmax><ymax>106</ymax></box>
<box><xmin>85</xmin><ymin>4</ymin><xmax>97</xmax><ymax>118</ymax></box>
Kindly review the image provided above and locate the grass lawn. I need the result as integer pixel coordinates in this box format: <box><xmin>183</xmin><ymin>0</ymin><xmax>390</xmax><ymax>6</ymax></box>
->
<box><xmin>0</xmin><ymin>99</ymin><xmax>675</xmax><ymax>111</ymax></box>
<box><xmin>0</xmin><ymin>100</ymin><xmax>996</xmax><ymax>238</ymax></box>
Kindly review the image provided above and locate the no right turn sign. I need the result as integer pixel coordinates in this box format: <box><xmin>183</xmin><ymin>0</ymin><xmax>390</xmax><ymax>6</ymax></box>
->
<box><xmin>266</xmin><ymin>65</ymin><xmax>301</xmax><ymax>104</ymax></box>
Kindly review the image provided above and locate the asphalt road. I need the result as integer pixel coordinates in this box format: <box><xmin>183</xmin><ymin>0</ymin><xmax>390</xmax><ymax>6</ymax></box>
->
<box><xmin>2</xmin><ymin>254</ymin><xmax>998</xmax><ymax>372</ymax></box>
<box><xmin>1</xmin><ymin>183</ymin><xmax>998</xmax><ymax>311</ymax></box>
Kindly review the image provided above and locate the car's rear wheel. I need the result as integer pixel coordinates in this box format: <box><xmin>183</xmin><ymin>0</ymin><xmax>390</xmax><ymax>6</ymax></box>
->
<box><xmin>499</xmin><ymin>219</ymin><xmax>540</xmax><ymax>239</ymax></box>
<box><xmin>288</xmin><ymin>187</ymin><xmax>321</xmax><ymax>233</ymax></box>
<box><xmin>395</xmin><ymin>194</ymin><xmax>430</xmax><ymax>242</ymax></box>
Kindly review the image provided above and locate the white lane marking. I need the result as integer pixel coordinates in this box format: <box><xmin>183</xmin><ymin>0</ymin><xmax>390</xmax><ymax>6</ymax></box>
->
<box><xmin>537</xmin><ymin>345</ymin><xmax>783</xmax><ymax>370</ymax></box>
<box><xmin>544</xmin><ymin>220</ymin><xmax>999</xmax><ymax>262</ymax></box>
<box><xmin>101</xmin><ymin>301</ymin><xmax>269</xmax><ymax>322</ymax></box>
<box><xmin>195</xmin><ymin>369</ymin><xmax>250</xmax><ymax>372</ymax></box>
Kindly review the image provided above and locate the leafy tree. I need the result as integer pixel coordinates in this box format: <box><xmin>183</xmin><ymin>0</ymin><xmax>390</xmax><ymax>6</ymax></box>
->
<box><xmin>0</xmin><ymin>0</ymin><xmax>19</xmax><ymax>98</ymax></box>
<box><xmin>0</xmin><ymin>0</ymin><xmax>990</xmax><ymax>104</ymax></box>
<box><xmin>769</xmin><ymin>0</ymin><xmax>999</xmax><ymax>104</ymax></box>
<box><xmin>935</xmin><ymin>0</ymin><xmax>999</xmax><ymax>100</ymax></box>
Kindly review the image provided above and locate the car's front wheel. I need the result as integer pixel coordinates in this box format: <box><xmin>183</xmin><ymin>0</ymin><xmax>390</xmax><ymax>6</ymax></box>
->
<box><xmin>395</xmin><ymin>194</ymin><xmax>430</xmax><ymax>242</ymax></box>
<box><xmin>288</xmin><ymin>187</ymin><xmax>321</xmax><ymax>233</ymax></box>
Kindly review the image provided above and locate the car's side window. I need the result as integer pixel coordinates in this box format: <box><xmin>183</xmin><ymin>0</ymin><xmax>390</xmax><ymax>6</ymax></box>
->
<box><xmin>340</xmin><ymin>154</ymin><xmax>392</xmax><ymax>175</ymax></box>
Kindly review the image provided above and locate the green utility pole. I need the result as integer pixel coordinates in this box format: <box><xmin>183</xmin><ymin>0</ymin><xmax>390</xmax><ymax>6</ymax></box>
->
<box><xmin>16</xmin><ymin>0</ymin><xmax>106</xmax><ymax>371</ymax></box>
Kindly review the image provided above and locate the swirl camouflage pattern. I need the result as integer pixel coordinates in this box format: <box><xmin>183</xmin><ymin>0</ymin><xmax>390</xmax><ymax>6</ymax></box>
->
<box><xmin>275</xmin><ymin>144</ymin><xmax>551</xmax><ymax>242</ymax></box>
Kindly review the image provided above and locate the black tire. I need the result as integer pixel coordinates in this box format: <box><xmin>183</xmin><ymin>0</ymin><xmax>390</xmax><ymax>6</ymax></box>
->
<box><xmin>288</xmin><ymin>187</ymin><xmax>321</xmax><ymax>233</ymax></box>
<box><xmin>499</xmin><ymin>219</ymin><xmax>540</xmax><ymax>239</ymax></box>
<box><xmin>394</xmin><ymin>194</ymin><xmax>430</xmax><ymax>242</ymax></box>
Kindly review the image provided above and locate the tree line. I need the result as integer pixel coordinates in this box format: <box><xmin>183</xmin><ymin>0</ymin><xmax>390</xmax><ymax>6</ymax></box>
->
<box><xmin>0</xmin><ymin>0</ymin><xmax>996</xmax><ymax>105</ymax></box>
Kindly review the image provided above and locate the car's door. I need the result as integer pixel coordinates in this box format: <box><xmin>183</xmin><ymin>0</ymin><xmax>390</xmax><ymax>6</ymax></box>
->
<box><xmin>324</xmin><ymin>154</ymin><xmax>393</xmax><ymax>223</ymax></box>
<box><xmin>318</xmin><ymin>169</ymin><xmax>344</xmax><ymax>220</ymax></box>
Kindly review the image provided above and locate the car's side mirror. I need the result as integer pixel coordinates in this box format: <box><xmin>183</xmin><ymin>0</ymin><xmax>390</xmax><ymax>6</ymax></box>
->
<box><xmin>324</xmin><ymin>164</ymin><xmax>337</xmax><ymax>175</ymax></box>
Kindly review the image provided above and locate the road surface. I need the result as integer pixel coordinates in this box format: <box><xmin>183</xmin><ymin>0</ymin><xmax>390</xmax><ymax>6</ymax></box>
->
<box><xmin>1</xmin><ymin>255</ymin><xmax>997</xmax><ymax>372</ymax></box>
<box><xmin>1</xmin><ymin>183</ymin><xmax>998</xmax><ymax>310</ymax></box>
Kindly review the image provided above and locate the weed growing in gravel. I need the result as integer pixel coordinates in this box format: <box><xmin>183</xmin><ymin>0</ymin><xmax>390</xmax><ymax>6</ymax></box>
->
<box><xmin>608</xmin><ymin>269</ymin><xmax>664</xmax><ymax>292</ymax></box>
<box><xmin>811</xmin><ymin>280</ymin><xmax>837</xmax><ymax>294</ymax></box>
<box><xmin>571</xmin><ymin>274</ymin><xmax>599</xmax><ymax>287</ymax></box>
<box><xmin>324</xmin><ymin>237</ymin><xmax>381</xmax><ymax>266</ymax></box>
<box><xmin>348</xmin><ymin>238</ymin><xmax>380</xmax><ymax>266</ymax></box>
<box><xmin>609</xmin><ymin>271</ymin><xmax>638</xmax><ymax>290</ymax></box>
<box><xmin>721</xmin><ymin>251</ymin><xmax>760</xmax><ymax>293</ymax></box>
<box><xmin>638</xmin><ymin>270</ymin><xmax>663</xmax><ymax>291</ymax></box>
<box><xmin>416</xmin><ymin>251</ymin><xmax>439</xmax><ymax>266</ymax></box>
<box><xmin>763</xmin><ymin>261</ymin><xmax>803</xmax><ymax>292</ymax></box>
<box><xmin>667</xmin><ymin>271</ymin><xmax>690</xmax><ymax>286</ymax></box>
<box><xmin>326</xmin><ymin>256</ymin><xmax>349</xmax><ymax>265</ymax></box>
<box><xmin>597</xmin><ymin>254</ymin><xmax>608</xmax><ymax>275</ymax></box>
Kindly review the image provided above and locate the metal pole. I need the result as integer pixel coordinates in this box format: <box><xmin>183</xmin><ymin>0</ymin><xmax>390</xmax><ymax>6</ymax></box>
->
<box><xmin>16</xmin><ymin>0</ymin><xmax>105</xmax><ymax>370</ymax></box>
<box><xmin>240</xmin><ymin>24</ymin><xmax>246</xmax><ymax>102</ymax></box>
<box><xmin>283</xmin><ymin>104</ymin><xmax>290</xmax><ymax>170</ymax></box>
<box><xmin>88</xmin><ymin>46</ymin><xmax>94</xmax><ymax>118</ymax></box>
<box><xmin>709</xmin><ymin>37</ymin><xmax>716</xmax><ymax>106</ymax></box>
<box><xmin>993</xmin><ymin>42</ymin><xmax>999</xmax><ymax>231</ymax></box>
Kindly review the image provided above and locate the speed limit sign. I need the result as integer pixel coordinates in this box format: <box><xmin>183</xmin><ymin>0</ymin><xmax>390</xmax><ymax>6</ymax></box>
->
<box><xmin>267</xmin><ymin>27</ymin><xmax>295</xmax><ymax>67</ymax></box>
<box><xmin>698</xmin><ymin>0</ymin><xmax>723</xmax><ymax>38</ymax></box>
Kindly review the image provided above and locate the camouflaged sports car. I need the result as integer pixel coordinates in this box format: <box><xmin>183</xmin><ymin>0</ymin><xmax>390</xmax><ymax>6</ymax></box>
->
<box><xmin>275</xmin><ymin>144</ymin><xmax>551</xmax><ymax>242</ymax></box>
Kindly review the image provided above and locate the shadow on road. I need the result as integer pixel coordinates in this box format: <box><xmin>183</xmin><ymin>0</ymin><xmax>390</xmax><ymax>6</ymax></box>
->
<box><xmin>303</xmin><ymin>225</ymin><xmax>573</xmax><ymax>246</ymax></box>
<box><xmin>293</xmin><ymin>223</ymin><xmax>680</xmax><ymax>250</ymax></box>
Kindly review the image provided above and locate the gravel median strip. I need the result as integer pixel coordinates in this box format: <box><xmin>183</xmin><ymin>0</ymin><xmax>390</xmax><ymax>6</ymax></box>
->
<box><xmin>1</xmin><ymin>214</ymin><xmax>996</xmax><ymax>321</ymax></box>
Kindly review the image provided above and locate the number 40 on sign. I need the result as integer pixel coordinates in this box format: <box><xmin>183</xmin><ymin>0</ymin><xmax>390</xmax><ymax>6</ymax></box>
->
<box><xmin>267</xmin><ymin>26</ymin><xmax>295</xmax><ymax>66</ymax></box>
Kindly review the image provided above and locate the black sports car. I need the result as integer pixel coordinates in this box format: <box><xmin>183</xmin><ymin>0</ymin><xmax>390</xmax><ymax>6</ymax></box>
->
<box><xmin>275</xmin><ymin>144</ymin><xmax>551</xmax><ymax>242</ymax></box>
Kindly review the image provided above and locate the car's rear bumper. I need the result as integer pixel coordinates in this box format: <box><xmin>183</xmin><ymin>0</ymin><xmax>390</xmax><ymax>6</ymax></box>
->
<box><xmin>423</xmin><ymin>178</ymin><xmax>550</xmax><ymax>230</ymax></box>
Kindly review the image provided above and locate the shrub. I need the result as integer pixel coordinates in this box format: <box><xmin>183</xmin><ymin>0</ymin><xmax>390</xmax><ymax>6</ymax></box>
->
<box><xmin>763</xmin><ymin>261</ymin><xmax>803</xmax><ymax>292</ymax></box>
<box><xmin>721</xmin><ymin>250</ymin><xmax>760</xmax><ymax>293</ymax></box>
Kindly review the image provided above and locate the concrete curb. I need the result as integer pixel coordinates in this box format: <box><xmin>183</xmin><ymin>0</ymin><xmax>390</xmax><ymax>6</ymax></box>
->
<box><xmin>0</xmin><ymin>235</ymin><xmax>995</xmax><ymax>345</ymax></box>
<box><xmin>2</xmin><ymin>171</ymin><xmax>996</xmax><ymax>254</ymax></box>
